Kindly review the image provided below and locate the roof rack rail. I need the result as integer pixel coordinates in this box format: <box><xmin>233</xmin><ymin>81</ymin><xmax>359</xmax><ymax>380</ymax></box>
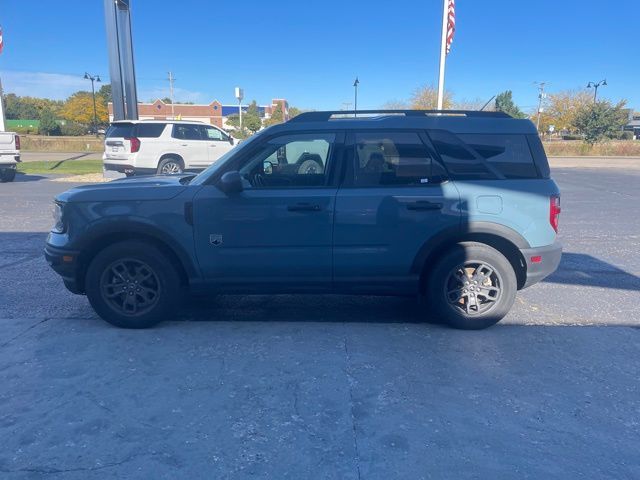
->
<box><xmin>288</xmin><ymin>109</ymin><xmax>512</xmax><ymax>122</ymax></box>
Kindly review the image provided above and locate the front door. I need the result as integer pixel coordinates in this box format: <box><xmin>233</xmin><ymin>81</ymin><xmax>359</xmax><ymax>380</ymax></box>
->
<box><xmin>202</xmin><ymin>125</ymin><xmax>235</xmax><ymax>166</ymax></box>
<box><xmin>333</xmin><ymin>130</ymin><xmax>460</xmax><ymax>294</ymax></box>
<box><xmin>193</xmin><ymin>131</ymin><xmax>343</xmax><ymax>289</ymax></box>
<box><xmin>171</xmin><ymin>124</ymin><xmax>208</xmax><ymax>170</ymax></box>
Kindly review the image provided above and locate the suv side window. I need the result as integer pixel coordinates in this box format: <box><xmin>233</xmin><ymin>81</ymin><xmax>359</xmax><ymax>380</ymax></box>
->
<box><xmin>172</xmin><ymin>124</ymin><xmax>203</xmax><ymax>140</ymax></box>
<box><xmin>459</xmin><ymin>134</ymin><xmax>540</xmax><ymax>179</ymax></box>
<box><xmin>238</xmin><ymin>133</ymin><xmax>335</xmax><ymax>188</ymax></box>
<box><xmin>135</xmin><ymin>123</ymin><xmax>165</xmax><ymax>138</ymax></box>
<box><xmin>352</xmin><ymin>131</ymin><xmax>442</xmax><ymax>186</ymax></box>
<box><xmin>428</xmin><ymin>129</ymin><xmax>498</xmax><ymax>180</ymax></box>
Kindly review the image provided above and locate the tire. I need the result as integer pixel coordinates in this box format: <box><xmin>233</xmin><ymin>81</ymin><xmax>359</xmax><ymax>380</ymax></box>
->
<box><xmin>297</xmin><ymin>159</ymin><xmax>323</xmax><ymax>175</ymax></box>
<box><xmin>425</xmin><ymin>242</ymin><xmax>516</xmax><ymax>330</ymax></box>
<box><xmin>157</xmin><ymin>157</ymin><xmax>184</xmax><ymax>175</ymax></box>
<box><xmin>85</xmin><ymin>241</ymin><xmax>182</xmax><ymax>328</ymax></box>
<box><xmin>0</xmin><ymin>169</ymin><xmax>16</xmax><ymax>183</ymax></box>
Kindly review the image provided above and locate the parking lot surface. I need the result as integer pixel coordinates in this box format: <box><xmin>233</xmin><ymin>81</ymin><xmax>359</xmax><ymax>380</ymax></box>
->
<box><xmin>1</xmin><ymin>166</ymin><xmax>639</xmax><ymax>479</ymax></box>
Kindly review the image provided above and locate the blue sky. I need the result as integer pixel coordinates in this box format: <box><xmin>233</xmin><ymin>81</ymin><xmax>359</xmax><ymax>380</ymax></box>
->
<box><xmin>0</xmin><ymin>0</ymin><xmax>638</xmax><ymax>111</ymax></box>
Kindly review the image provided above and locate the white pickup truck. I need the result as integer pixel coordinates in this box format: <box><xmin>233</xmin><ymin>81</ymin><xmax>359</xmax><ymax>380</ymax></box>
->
<box><xmin>0</xmin><ymin>131</ymin><xmax>20</xmax><ymax>182</ymax></box>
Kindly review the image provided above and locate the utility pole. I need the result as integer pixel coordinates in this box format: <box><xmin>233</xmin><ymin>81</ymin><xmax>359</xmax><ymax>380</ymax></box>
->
<box><xmin>534</xmin><ymin>81</ymin><xmax>547</xmax><ymax>133</ymax></box>
<box><xmin>353</xmin><ymin>77</ymin><xmax>359</xmax><ymax>117</ymax></box>
<box><xmin>341</xmin><ymin>102</ymin><xmax>353</xmax><ymax>111</ymax></box>
<box><xmin>167</xmin><ymin>71</ymin><xmax>175</xmax><ymax>119</ymax></box>
<box><xmin>235</xmin><ymin>87</ymin><xmax>244</xmax><ymax>133</ymax></box>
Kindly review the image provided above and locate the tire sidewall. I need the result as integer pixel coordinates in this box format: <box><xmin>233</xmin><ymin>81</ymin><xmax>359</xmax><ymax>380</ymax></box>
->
<box><xmin>427</xmin><ymin>243</ymin><xmax>517</xmax><ymax>330</ymax></box>
<box><xmin>85</xmin><ymin>241</ymin><xmax>181</xmax><ymax>328</ymax></box>
<box><xmin>157</xmin><ymin>157</ymin><xmax>184</xmax><ymax>175</ymax></box>
<box><xmin>0</xmin><ymin>169</ymin><xmax>16</xmax><ymax>182</ymax></box>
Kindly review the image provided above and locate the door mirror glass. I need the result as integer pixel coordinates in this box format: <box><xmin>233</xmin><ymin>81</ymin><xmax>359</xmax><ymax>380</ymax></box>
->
<box><xmin>217</xmin><ymin>170</ymin><xmax>243</xmax><ymax>194</ymax></box>
<box><xmin>263</xmin><ymin>160</ymin><xmax>273</xmax><ymax>175</ymax></box>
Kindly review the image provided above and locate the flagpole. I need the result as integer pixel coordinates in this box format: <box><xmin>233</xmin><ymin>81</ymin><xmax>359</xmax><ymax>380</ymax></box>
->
<box><xmin>436</xmin><ymin>0</ymin><xmax>448</xmax><ymax>110</ymax></box>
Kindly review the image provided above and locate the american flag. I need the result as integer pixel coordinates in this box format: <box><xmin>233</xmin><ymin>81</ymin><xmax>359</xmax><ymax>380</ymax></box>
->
<box><xmin>0</xmin><ymin>25</ymin><xmax>4</xmax><ymax>55</ymax></box>
<box><xmin>445</xmin><ymin>0</ymin><xmax>455</xmax><ymax>55</ymax></box>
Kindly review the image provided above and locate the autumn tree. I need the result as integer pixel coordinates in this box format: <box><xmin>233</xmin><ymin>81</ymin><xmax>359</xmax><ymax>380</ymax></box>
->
<box><xmin>288</xmin><ymin>106</ymin><xmax>302</xmax><ymax>118</ymax></box>
<box><xmin>61</xmin><ymin>91</ymin><xmax>109</xmax><ymax>126</ymax></box>
<box><xmin>410</xmin><ymin>84</ymin><xmax>453</xmax><ymax>110</ymax></box>
<box><xmin>536</xmin><ymin>90</ymin><xmax>593</xmax><ymax>133</ymax></box>
<box><xmin>243</xmin><ymin>100</ymin><xmax>263</xmax><ymax>133</ymax></box>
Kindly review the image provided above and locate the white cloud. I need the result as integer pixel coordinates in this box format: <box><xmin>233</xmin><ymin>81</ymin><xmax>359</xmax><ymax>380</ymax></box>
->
<box><xmin>138</xmin><ymin>86</ymin><xmax>207</xmax><ymax>104</ymax></box>
<box><xmin>0</xmin><ymin>70</ymin><xmax>207</xmax><ymax>104</ymax></box>
<box><xmin>0</xmin><ymin>70</ymin><xmax>92</xmax><ymax>99</ymax></box>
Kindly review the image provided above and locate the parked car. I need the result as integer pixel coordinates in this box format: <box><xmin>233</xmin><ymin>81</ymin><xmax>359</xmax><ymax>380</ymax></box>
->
<box><xmin>46</xmin><ymin>110</ymin><xmax>562</xmax><ymax>330</ymax></box>
<box><xmin>103</xmin><ymin>120</ymin><xmax>236</xmax><ymax>176</ymax></box>
<box><xmin>0</xmin><ymin>131</ymin><xmax>20</xmax><ymax>183</ymax></box>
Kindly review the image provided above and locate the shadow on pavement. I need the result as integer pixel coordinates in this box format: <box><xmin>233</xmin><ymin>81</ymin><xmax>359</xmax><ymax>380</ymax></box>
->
<box><xmin>13</xmin><ymin>173</ymin><xmax>51</xmax><ymax>182</ymax></box>
<box><xmin>543</xmin><ymin>252</ymin><xmax>640</xmax><ymax>291</ymax></box>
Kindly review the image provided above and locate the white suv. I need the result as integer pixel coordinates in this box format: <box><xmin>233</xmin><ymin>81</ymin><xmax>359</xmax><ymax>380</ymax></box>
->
<box><xmin>103</xmin><ymin>120</ymin><xmax>237</xmax><ymax>176</ymax></box>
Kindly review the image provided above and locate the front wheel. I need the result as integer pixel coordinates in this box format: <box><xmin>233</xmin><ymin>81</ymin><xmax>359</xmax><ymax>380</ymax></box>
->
<box><xmin>0</xmin><ymin>168</ymin><xmax>16</xmax><ymax>182</ymax></box>
<box><xmin>426</xmin><ymin>242</ymin><xmax>516</xmax><ymax>330</ymax></box>
<box><xmin>85</xmin><ymin>241</ymin><xmax>182</xmax><ymax>328</ymax></box>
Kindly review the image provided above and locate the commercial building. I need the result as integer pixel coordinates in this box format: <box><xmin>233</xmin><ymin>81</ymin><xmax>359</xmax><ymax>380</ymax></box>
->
<box><xmin>107</xmin><ymin>98</ymin><xmax>289</xmax><ymax>129</ymax></box>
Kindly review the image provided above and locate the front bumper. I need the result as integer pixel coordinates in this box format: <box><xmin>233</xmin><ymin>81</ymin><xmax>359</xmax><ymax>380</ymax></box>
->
<box><xmin>44</xmin><ymin>244</ymin><xmax>84</xmax><ymax>294</ymax></box>
<box><xmin>520</xmin><ymin>241</ymin><xmax>563</xmax><ymax>289</ymax></box>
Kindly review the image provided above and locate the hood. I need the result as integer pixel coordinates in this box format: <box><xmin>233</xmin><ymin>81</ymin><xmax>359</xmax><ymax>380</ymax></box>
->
<box><xmin>55</xmin><ymin>174</ymin><xmax>193</xmax><ymax>203</ymax></box>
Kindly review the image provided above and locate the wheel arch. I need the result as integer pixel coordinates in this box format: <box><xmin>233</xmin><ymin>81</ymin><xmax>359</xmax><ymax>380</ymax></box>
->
<box><xmin>75</xmin><ymin>222</ymin><xmax>199</xmax><ymax>293</ymax></box>
<box><xmin>414</xmin><ymin>222</ymin><xmax>529</xmax><ymax>293</ymax></box>
<box><xmin>158</xmin><ymin>153</ymin><xmax>185</xmax><ymax>170</ymax></box>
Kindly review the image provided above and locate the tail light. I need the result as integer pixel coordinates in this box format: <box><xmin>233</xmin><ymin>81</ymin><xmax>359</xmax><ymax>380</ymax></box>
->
<box><xmin>127</xmin><ymin>137</ymin><xmax>140</xmax><ymax>153</ymax></box>
<box><xmin>15</xmin><ymin>135</ymin><xmax>21</xmax><ymax>150</ymax></box>
<box><xmin>550</xmin><ymin>195</ymin><xmax>561</xmax><ymax>233</ymax></box>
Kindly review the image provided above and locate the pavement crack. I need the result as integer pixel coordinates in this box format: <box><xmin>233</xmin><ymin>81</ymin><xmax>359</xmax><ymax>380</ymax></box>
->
<box><xmin>0</xmin><ymin>452</ymin><xmax>155</xmax><ymax>474</ymax></box>
<box><xmin>343</xmin><ymin>330</ymin><xmax>362</xmax><ymax>480</ymax></box>
<box><xmin>1</xmin><ymin>317</ymin><xmax>51</xmax><ymax>348</ymax></box>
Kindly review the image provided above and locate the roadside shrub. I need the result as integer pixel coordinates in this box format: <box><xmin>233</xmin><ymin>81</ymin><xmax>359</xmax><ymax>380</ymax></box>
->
<box><xmin>13</xmin><ymin>126</ymin><xmax>38</xmax><ymax>135</ymax></box>
<box><xmin>60</xmin><ymin>122</ymin><xmax>88</xmax><ymax>136</ymax></box>
<box><xmin>619</xmin><ymin>131</ymin><xmax>634</xmax><ymax>141</ymax></box>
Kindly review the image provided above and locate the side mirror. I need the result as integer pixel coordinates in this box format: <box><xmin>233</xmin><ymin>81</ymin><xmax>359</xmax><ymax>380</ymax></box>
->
<box><xmin>263</xmin><ymin>160</ymin><xmax>273</xmax><ymax>175</ymax></box>
<box><xmin>217</xmin><ymin>171</ymin><xmax>243</xmax><ymax>194</ymax></box>
<box><xmin>228</xmin><ymin>136</ymin><xmax>235</xmax><ymax>146</ymax></box>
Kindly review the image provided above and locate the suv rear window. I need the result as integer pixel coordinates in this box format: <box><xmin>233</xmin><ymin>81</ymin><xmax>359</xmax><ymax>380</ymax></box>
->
<box><xmin>135</xmin><ymin>123</ymin><xmax>166</xmax><ymax>138</ymax></box>
<box><xmin>429</xmin><ymin>130</ymin><xmax>540</xmax><ymax>180</ymax></box>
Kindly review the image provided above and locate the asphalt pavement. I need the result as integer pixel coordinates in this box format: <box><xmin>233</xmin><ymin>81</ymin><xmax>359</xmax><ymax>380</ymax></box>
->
<box><xmin>0</xmin><ymin>166</ymin><xmax>639</xmax><ymax>479</ymax></box>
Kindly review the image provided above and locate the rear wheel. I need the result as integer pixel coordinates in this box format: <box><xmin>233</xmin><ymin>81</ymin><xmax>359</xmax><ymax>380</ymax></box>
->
<box><xmin>157</xmin><ymin>157</ymin><xmax>184</xmax><ymax>175</ymax></box>
<box><xmin>85</xmin><ymin>241</ymin><xmax>182</xmax><ymax>328</ymax></box>
<box><xmin>425</xmin><ymin>242</ymin><xmax>516</xmax><ymax>330</ymax></box>
<box><xmin>0</xmin><ymin>169</ymin><xmax>16</xmax><ymax>183</ymax></box>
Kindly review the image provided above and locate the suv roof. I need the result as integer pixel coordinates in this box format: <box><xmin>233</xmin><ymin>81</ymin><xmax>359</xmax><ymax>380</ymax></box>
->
<box><xmin>279</xmin><ymin>109</ymin><xmax>538</xmax><ymax>135</ymax></box>
<box><xmin>110</xmin><ymin>119</ymin><xmax>208</xmax><ymax>125</ymax></box>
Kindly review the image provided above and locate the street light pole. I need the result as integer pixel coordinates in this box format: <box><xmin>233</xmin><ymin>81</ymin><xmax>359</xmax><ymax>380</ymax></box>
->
<box><xmin>534</xmin><ymin>81</ymin><xmax>547</xmax><ymax>134</ymax></box>
<box><xmin>353</xmin><ymin>77</ymin><xmax>359</xmax><ymax>117</ymax></box>
<box><xmin>84</xmin><ymin>72</ymin><xmax>101</xmax><ymax>137</ymax></box>
<box><xmin>587</xmin><ymin>79</ymin><xmax>607</xmax><ymax>104</ymax></box>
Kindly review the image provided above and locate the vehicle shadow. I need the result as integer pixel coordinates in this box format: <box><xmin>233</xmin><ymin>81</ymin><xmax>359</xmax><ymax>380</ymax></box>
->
<box><xmin>13</xmin><ymin>173</ymin><xmax>51</xmax><ymax>182</ymax></box>
<box><xmin>543</xmin><ymin>252</ymin><xmax>640</xmax><ymax>291</ymax></box>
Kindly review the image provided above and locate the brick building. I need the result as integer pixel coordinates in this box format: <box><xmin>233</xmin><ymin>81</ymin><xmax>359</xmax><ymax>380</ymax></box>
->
<box><xmin>107</xmin><ymin>98</ymin><xmax>289</xmax><ymax>129</ymax></box>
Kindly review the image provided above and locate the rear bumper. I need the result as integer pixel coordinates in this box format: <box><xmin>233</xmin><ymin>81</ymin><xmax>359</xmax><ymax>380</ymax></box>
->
<box><xmin>0</xmin><ymin>154</ymin><xmax>20</xmax><ymax>167</ymax></box>
<box><xmin>44</xmin><ymin>244</ymin><xmax>84</xmax><ymax>294</ymax></box>
<box><xmin>103</xmin><ymin>162</ymin><xmax>155</xmax><ymax>176</ymax></box>
<box><xmin>520</xmin><ymin>241</ymin><xmax>562</xmax><ymax>289</ymax></box>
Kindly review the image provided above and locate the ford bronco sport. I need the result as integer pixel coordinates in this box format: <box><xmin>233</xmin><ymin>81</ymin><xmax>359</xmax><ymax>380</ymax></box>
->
<box><xmin>45</xmin><ymin>110</ymin><xmax>561</xmax><ymax>329</ymax></box>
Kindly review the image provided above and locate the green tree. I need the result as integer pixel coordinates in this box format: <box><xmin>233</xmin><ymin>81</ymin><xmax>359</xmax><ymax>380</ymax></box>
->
<box><xmin>264</xmin><ymin>103</ymin><xmax>284</xmax><ymax>127</ymax></box>
<box><xmin>39</xmin><ymin>108</ymin><xmax>61</xmax><ymax>136</ymax></box>
<box><xmin>574</xmin><ymin>100</ymin><xmax>628</xmax><ymax>144</ymax></box>
<box><xmin>288</xmin><ymin>106</ymin><xmax>302</xmax><ymax>118</ymax></box>
<box><xmin>495</xmin><ymin>90</ymin><xmax>526</xmax><ymax>118</ymax></box>
<box><xmin>243</xmin><ymin>100</ymin><xmax>262</xmax><ymax>133</ymax></box>
<box><xmin>98</xmin><ymin>84</ymin><xmax>112</xmax><ymax>104</ymax></box>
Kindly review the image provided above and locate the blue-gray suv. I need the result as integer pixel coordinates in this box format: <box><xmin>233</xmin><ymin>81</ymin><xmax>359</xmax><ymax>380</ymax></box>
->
<box><xmin>45</xmin><ymin>110</ymin><xmax>562</xmax><ymax>330</ymax></box>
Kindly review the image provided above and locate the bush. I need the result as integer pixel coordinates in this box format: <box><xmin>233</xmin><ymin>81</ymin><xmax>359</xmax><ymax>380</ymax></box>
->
<box><xmin>562</xmin><ymin>134</ymin><xmax>583</xmax><ymax>141</ymax></box>
<box><xmin>60</xmin><ymin>122</ymin><xmax>88</xmax><ymax>136</ymax></box>
<box><xmin>619</xmin><ymin>131</ymin><xmax>634</xmax><ymax>140</ymax></box>
<box><xmin>12</xmin><ymin>126</ymin><xmax>38</xmax><ymax>135</ymax></box>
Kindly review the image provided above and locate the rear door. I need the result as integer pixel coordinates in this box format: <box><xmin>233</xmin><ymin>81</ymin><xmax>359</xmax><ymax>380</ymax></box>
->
<box><xmin>201</xmin><ymin>125</ymin><xmax>235</xmax><ymax>165</ymax></box>
<box><xmin>333</xmin><ymin>130</ymin><xmax>460</xmax><ymax>294</ymax></box>
<box><xmin>172</xmin><ymin>124</ymin><xmax>209</xmax><ymax>169</ymax></box>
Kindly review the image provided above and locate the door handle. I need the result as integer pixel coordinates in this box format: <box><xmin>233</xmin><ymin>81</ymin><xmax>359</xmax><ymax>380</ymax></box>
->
<box><xmin>406</xmin><ymin>200</ymin><xmax>443</xmax><ymax>211</ymax></box>
<box><xmin>180</xmin><ymin>144</ymin><xmax>188</xmax><ymax>147</ymax></box>
<box><xmin>287</xmin><ymin>203</ymin><xmax>322</xmax><ymax>212</ymax></box>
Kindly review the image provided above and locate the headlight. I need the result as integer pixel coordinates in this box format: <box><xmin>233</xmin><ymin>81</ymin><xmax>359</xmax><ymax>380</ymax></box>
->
<box><xmin>51</xmin><ymin>202</ymin><xmax>66</xmax><ymax>233</ymax></box>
